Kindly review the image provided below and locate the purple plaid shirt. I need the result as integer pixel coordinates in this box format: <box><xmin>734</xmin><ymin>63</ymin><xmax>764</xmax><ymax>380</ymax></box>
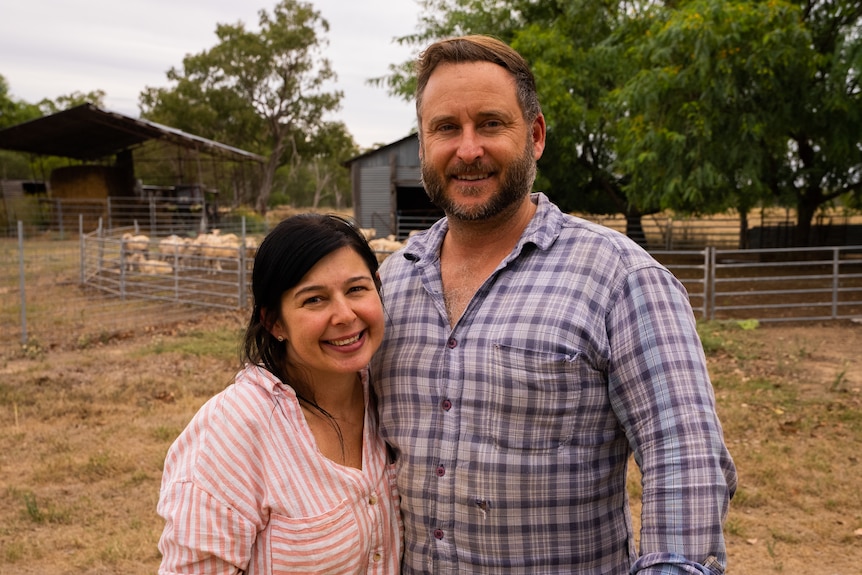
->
<box><xmin>371</xmin><ymin>193</ymin><xmax>737</xmax><ymax>574</ymax></box>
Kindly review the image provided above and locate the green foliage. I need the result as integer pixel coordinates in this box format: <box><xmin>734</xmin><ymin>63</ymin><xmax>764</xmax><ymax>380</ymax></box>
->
<box><xmin>218</xmin><ymin>206</ymin><xmax>268</xmax><ymax>234</ymax></box>
<box><xmin>612</xmin><ymin>0</ymin><xmax>813</xmax><ymax>216</ymax></box>
<box><xmin>36</xmin><ymin>90</ymin><xmax>106</xmax><ymax>115</ymax></box>
<box><xmin>378</xmin><ymin>0</ymin><xmax>862</xmax><ymax>246</ymax></box>
<box><xmin>0</xmin><ymin>75</ymin><xmax>41</xmax><ymax>129</ymax></box>
<box><xmin>269</xmin><ymin>120</ymin><xmax>357</xmax><ymax>209</ymax></box>
<box><xmin>139</xmin><ymin>0</ymin><xmax>346</xmax><ymax>214</ymax></box>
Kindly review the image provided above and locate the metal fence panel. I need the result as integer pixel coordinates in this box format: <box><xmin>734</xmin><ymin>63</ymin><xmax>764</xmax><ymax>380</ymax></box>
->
<box><xmin>709</xmin><ymin>246</ymin><xmax>862</xmax><ymax>322</ymax></box>
<box><xmin>4</xmin><ymin>201</ymin><xmax>862</xmax><ymax>354</ymax></box>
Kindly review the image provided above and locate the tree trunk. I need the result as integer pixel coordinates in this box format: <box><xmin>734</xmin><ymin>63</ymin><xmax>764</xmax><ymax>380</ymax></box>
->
<box><xmin>794</xmin><ymin>192</ymin><xmax>819</xmax><ymax>247</ymax></box>
<box><xmin>255</xmin><ymin>153</ymin><xmax>280</xmax><ymax>216</ymax></box>
<box><xmin>738</xmin><ymin>209</ymin><xmax>749</xmax><ymax>249</ymax></box>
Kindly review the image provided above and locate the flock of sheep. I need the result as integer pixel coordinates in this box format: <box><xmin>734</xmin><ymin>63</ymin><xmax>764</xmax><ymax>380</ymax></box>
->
<box><xmin>120</xmin><ymin>231</ymin><xmax>259</xmax><ymax>276</ymax></box>
<box><xmin>361</xmin><ymin>229</ymin><xmax>410</xmax><ymax>263</ymax></box>
<box><xmin>119</xmin><ymin>227</ymin><xmax>409</xmax><ymax>276</ymax></box>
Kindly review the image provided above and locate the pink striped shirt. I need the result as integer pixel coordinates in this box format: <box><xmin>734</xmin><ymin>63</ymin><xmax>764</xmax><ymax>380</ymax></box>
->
<box><xmin>158</xmin><ymin>365</ymin><xmax>402</xmax><ymax>574</ymax></box>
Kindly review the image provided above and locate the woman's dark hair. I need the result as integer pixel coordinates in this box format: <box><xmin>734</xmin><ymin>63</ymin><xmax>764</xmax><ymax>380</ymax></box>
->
<box><xmin>242</xmin><ymin>213</ymin><xmax>380</xmax><ymax>394</ymax></box>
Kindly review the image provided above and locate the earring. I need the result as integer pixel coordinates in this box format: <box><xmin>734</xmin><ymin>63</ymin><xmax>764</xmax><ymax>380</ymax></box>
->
<box><xmin>277</xmin><ymin>335</ymin><xmax>284</xmax><ymax>342</ymax></box>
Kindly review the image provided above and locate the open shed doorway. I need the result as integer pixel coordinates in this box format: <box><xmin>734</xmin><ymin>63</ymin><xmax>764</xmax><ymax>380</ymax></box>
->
<box><xmin>395</xmin><ymin>185</ymin><xmax>443</xmax><ymax>239</ymax></box>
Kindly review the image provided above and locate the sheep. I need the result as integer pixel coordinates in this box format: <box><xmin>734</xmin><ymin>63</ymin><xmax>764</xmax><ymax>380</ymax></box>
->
<box><xmin>244</xmin><ymin>235</ymin><xmax>260</xmax><ymax>258</ymax></box>
<box><xmin>158</xmin><ymin>235</ymin><xmax>192</xmax><ymax>270</ymax></box>
<box><xmin>121</xmin><ymin>233</ymin><xmax>150</xmax><ymax>271</ymax></box>
<box><xmin>127</xmin><ymin>252</ymin><xmax>173</xmax><ymax>275</ymax></box>
<box><xmin>191</xmin><ymin>231</ymin><xmax>242</xmax><ymax>274</ymax></box>
<box><xmin>368</xmin><ymin>236</ymin><xmax>406</xmax><ymax>263</ymax></box>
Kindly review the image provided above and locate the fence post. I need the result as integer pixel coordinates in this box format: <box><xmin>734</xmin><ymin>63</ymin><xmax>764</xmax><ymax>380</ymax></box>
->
<box><xmin>708</xmin><ymin>247</ymin><xmax>716</xmax><ymax>321</ymax></box>
<box><xmin>239</xmin><ymin>217</ymin><xmax>247</xmax><ymax>309</ymax></box>
<box><xmin>119</xmin><ymin>220</ymin><xmax>128</xmax><ymax>299</ymax></box>
<box><xmin>79</xmin><ymin>214</ymin><xmax>85</xmax><ymax>285</ymax></box>
<box><xmin>149</xmin><ymin>195</ymin><xmax>157</xmax><ymax>233</ymax></box>
<box><xmin>17</xmin><ymin>221</ymin><xmax>28</xmax><ymax>345</ymax></box>
<box><xmin>96</xmin><ymin>217</ymin><xmax>105</xmax><ymax>280</ymax></box>
<box><xmin>832</xmin><ymin>247</ymin><xmax>840</xmax><ymax>320</ymax></box>
<box><xmin>57</xmin><ymin>199</ymin><xmax>65</xmax><ymax>240</ymax></box>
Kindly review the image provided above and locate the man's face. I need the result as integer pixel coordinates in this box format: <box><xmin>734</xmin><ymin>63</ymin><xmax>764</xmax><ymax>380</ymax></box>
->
<box><xmin>417</xmin><ymin>61</ymin><xmax>545</xmax><ymax>222</ymax></box>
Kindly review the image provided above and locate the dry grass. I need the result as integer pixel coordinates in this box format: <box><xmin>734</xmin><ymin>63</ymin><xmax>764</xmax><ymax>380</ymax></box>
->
<box><xmin>0</xmin><ymin>313</ymin><xmax>244</xmax><ymax>574</ymax></box>
<box><xmin>1</xmin><ymin>315</ymin><xmax>860</xmax><ymax>573</ymax></box>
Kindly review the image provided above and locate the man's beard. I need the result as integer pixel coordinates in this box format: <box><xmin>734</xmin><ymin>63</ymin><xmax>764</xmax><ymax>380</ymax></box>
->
<box><xmin>421</xmin><ymin>140</ymin><xmax>537</xmax><ymax>222</ymax></box>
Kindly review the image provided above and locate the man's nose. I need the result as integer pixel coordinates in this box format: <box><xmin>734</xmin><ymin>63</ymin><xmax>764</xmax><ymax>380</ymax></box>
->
<box><xmin>456</xmin><ymin>126</ymin><xmax>484</xmax><ymax>164</ymax></box>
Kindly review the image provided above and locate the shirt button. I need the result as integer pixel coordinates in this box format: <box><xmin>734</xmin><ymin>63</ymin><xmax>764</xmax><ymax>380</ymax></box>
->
<box><xmin>368</xmin><ymin>493</ymin><xmax>378</xmax><ymax>505</ymax></box>
<box><xmin>372</xmin><ymin>552</ymin><xmax>382</xmax><ymax>562</ymax></box>
<box><xmin>441</xmin><ymin>399</ymin><xmax>452</xmax><ymax>411</ymax></box>
<box><xmin>435</xmin><ymin>465</ymin><xmax>445</xmax><ymax>477</ymax></box>
<box><xmin>446</xmin><ymin>337</ymin><xmax>457</xmax><ymax>349</ymax></box>
<box><xmin>434</xmin><ymin>529</ymin><xmax>445</xmax><ymax>540</ymax></box>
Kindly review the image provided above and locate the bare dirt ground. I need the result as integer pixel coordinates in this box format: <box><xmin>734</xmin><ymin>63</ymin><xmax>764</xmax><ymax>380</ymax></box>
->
<box><xmin>0</xmin><ymin>312</ymin><xmax>860</xmax><ymax>574</ymax></box>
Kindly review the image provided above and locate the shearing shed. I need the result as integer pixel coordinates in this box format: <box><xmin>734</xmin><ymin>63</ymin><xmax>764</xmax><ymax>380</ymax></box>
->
<box><xmin>343</xmin><ymin>134</ymin><xmax>442</xmax><ymax>241</ymax></box>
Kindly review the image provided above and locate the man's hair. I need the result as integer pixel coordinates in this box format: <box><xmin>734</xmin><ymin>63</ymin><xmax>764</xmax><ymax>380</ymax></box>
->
<box><xmin>415</xmin><ymin>34</ymin><xmax>542</xmax><ymax>125</ymax></box>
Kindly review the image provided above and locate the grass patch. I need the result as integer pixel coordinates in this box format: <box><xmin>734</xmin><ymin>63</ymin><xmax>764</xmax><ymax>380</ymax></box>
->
<box><xmin>143</xmin><ymin>328</ymin><xmax>241</xmax><ymax>359</ymax></box>
<box><xmin>7</xmin><ymin>487</ymin><xmax>73</xmax><ymax>525</ymax></box>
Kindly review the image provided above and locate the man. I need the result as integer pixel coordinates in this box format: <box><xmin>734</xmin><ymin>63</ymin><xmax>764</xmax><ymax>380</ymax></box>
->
<box><xmin>371</xmin><ymin>34</ymin><xmax>737</xmax><ymax>574</ymax></box>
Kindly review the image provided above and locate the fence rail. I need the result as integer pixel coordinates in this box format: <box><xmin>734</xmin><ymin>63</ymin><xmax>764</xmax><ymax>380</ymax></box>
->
<box><xmin>4</xmin><ymin>210</ymin><xmax>862</xmax><ymax>351</ymax></box>
<box><xmin>651</xmin><ymin>246</ymin><xmax>862</xmax><ymax>322</ymax></box>
<box><xmin>81</xmin><ymin>226</ymin><xmax>253</xmax><ymax>312</ymax></box>
<box><xmin>707</xmin><ymin>246</ymin><xmax>862</xmax><ymax>322</ymax></box>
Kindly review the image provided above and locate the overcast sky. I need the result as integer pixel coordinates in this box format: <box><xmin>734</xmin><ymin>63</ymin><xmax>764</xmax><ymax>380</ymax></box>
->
<box><xmin>0</xmin><ymin>0</ymin><xmax>423</xmax><ymax>150</ymax></box>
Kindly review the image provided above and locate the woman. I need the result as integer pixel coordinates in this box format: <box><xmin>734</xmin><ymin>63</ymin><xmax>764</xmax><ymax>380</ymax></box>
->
<box><xmin>157</xmin><ymin>214</ymin><xmax>402</xmax><ymax>574</ymax></box>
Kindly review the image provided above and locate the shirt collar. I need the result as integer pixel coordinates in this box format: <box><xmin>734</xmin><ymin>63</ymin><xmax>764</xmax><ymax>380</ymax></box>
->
<box><xmin>401</xmin><ymin>192</ymin><xmax>562</xmax><ymax>266</ymax></box>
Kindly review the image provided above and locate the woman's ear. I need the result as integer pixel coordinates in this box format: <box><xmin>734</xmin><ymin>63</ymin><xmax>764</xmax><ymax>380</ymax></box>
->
<box><xmin>260</xmin><ymin>308</ymin><xmax>284</xmax><ymax>339</ymax></box>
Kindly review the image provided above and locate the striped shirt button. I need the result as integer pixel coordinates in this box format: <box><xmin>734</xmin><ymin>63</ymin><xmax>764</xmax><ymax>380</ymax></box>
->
<box><xmin>372</xmin><ymin>551</ymin><xmax>382</xmax><ymax>562</ymax></box>
<box><xmin>368</xmin><ymin>493</ymin><xmax>378</xmax><ymax>505</ymax></box>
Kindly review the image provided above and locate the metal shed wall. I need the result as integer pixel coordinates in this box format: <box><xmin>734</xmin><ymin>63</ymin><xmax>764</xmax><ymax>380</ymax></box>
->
<box><xmin>356</xmin><ymin>166</ymin><xmax>393</xmax><ymax>234</ymax></box>
<box><xmin>349</xmin><ymin>135</ymin><xmax>421</xmax><ymax>235</ymax></box>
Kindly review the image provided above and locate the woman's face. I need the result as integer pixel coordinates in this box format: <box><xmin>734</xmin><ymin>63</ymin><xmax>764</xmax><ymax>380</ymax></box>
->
<box><xmin>274</xmin><ymin>246</ymin><xmax>383</xmax><ymax>384</ymax></box>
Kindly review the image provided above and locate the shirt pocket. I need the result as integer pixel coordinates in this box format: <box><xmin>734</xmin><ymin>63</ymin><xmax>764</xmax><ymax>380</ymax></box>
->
<box><xmin>269</xmin><ymin>501</ymin><xmax>364</xmax><ymax>573</ymax></box>
<box><xmin>486</xmin><ymin>343</ymin><xmax>592</xmax><ymax>451</ymax></box>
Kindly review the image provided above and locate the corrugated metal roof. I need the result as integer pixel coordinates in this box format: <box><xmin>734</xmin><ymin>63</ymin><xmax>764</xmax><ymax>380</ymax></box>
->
<box><xmin>343</xmin><ymin>132</ymin><xmax>418</xmax><ymax>166</ymax></box>
<box><xmin>0</xmin><ymin>103</ymin><xmax>265</xmax><ymax>163</ymax></box>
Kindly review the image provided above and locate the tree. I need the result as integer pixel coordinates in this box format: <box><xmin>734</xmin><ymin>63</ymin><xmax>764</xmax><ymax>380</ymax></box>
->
<box><xmin>0</xmin><ymin>75</ymin><xmax>41</xmax><ymax>129</ymax></box>
<box><xmin>269</xmin><ymin>120</ymin><xmax>358</xmax><ymax>209</ymax></box>
<box><xmin>378</xmin><ymin>0</ymin><xmax>862</xmax><ymax>247</ymax></box>
<box><xmin>373</xmin><ymin>0</ymin><xmax>660</xmax><ymax>243</ymax></box>
<box><xmin>0</xmin><ymin>77</ymin><xmax>94</xmax><ymax>180</ymax></box>
<box><xmin>614</xmin><ymin>0</ymin><xmax>862</xmax><ymax>245</ymax></box>
<box><xmin>140</xmin><ymin>0</ymin><xmax>342</xmax><ymax>214</ymax></box>
<box><xmin>37</xmin><ymin>90</ymin><xmax>106</xmax><ymax>115</ymax></box>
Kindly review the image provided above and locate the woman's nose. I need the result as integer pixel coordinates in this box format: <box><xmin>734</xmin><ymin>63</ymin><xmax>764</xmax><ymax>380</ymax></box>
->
<box><xmin>330</xmin><ymin>297</ymin><xmax>357</xmax><ymax>324</ymax></box>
